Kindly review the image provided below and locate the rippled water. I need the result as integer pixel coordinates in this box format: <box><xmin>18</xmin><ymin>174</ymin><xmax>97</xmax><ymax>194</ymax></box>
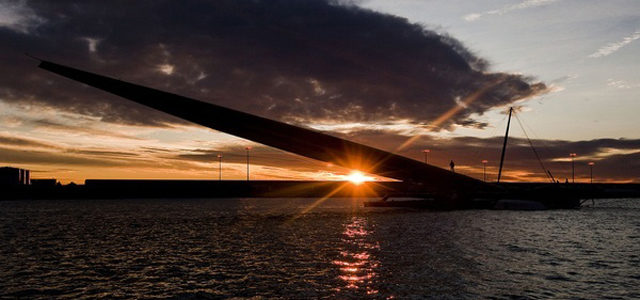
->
<box><xmin>1</xmin><ymin>198</ymin><xmax>639</xmax><ymax>299</ymax></box>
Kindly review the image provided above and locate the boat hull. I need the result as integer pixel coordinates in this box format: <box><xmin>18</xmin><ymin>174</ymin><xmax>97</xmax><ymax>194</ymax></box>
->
<box><xmin>364</xmin><ymin>186</ymin><xmax>582</xmax><ymax>210</ymax></box>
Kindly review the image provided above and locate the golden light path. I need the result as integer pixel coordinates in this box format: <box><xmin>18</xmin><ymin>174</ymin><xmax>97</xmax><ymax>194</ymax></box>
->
<box><xmin>394</xmin><ymin>79</ymin><xmax>506</xmax><ymax>153</ymax></box>
<box><xmin>333</xmin><ymin>216</ymin><xmax>380</xmax><ymax>295</ymax></box>
<box><xmin>346</xmin><ymin>79</ymin><xmax>510</xmax><ymax>180</ymax></box>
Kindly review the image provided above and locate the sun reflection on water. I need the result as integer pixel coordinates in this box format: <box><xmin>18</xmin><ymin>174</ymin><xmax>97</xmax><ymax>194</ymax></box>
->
<box><xmin>332</xmin><ymin>216</ymin><xmax>380</xmax><ymax>295</ymax></box>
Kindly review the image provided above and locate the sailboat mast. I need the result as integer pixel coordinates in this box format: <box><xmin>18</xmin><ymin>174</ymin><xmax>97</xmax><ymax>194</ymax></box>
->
<box><xmin>497</xmin><ymin>107</ymin><xmax>513</xmax><ymax>183</ymax></box>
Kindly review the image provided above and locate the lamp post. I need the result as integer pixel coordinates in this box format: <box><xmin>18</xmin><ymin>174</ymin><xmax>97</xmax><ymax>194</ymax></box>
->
<box><xmin>423</xmin><ymin>149</ymin><xmax>430</xmax><ymax>164</ymax></box>
<box><xmin>245</xmin><ymin>146</ymin><xmax>252</xmax><ymax>181</ymax></box>
<box><xmin>570</xmin><ymin>153</ymin><xmax>577</xmax><ymax>183</ymax></box>
<box><xmin>482</xmin><ymin>159</ymin><xmax>488</xmax><ymax>182</ymax></box>
<box><xmin>588</xmin><ymin>161</ymin><xmax>594</xmax><ymax>184</ymax></box>
<box><xmin>217</xmin><ymin>153</ymin><xmax>222</xmax><ymax>181</ymax></box>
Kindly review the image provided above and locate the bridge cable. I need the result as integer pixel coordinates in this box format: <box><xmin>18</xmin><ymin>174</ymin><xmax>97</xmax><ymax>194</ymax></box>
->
<box><xmin>513</xmin><ymin>111</ymin><xmax>562</xmax><ymax>181</ymax></box>
<box><xmin>513</xmin><ymin>112</ymin><xmax>555</xmax><ymax>183</ymax></box>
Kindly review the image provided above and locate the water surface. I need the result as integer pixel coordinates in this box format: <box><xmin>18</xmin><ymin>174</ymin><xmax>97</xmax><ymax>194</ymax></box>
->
<box><xmin>1</xmin><ymin>198</ymin><xmax>639</xmax><ymax>298</ymax></box>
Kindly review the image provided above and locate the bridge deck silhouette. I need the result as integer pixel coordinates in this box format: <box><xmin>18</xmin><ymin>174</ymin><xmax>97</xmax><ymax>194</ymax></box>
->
<box><xmin>37</xmin><ymin>59</ymin><xmax>493</xmax><ymax>199</ymax></box>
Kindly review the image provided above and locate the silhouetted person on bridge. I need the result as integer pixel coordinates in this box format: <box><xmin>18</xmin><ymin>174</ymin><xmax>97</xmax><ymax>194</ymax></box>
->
<box><xmin>449</xmin><ymin>160</ymin><xmax>455</xmax><ymax>173</ymax></box>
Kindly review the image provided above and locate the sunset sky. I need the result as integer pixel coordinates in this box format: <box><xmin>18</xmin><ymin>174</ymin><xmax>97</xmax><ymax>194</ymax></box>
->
<box><xmin>1</xmin><ymin>0</ymin><xmax>638</xmax><ymax>184</ymax></box>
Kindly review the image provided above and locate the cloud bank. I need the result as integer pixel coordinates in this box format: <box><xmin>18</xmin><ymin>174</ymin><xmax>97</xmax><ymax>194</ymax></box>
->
<box><xmin>0</xmin><ymin>0</ymin><xmax>548</xmax><ymax>130</ymax></box>
<box><xmin>2</xmin><ymin>129</ymin><xmax>638</xmax><ymax>183</ymax></box>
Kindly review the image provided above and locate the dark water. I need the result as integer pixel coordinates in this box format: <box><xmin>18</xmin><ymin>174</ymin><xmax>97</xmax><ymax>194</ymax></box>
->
<box><xmin>1</xmin><ymin>198</ymin><xmax>639</xmax><ymax>299</ymax></box>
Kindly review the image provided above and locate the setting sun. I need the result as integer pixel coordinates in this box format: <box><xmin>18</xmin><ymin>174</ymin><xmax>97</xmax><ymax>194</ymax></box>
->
<box><xmin>344</xmin><ymin>171</ymin><xmax>374</xmax><ymax>185</ymax></box>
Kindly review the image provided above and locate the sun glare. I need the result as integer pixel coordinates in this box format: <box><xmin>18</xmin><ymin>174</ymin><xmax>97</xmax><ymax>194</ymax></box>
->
<box><xmin>345</xmin><ymin>171</ymin><xmax>374</xmax><ymax>185</ymax></box>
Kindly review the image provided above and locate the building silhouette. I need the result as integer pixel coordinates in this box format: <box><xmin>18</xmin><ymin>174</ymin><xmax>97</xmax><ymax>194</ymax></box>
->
<box><xmin>0</xmin><ymin>167</ymin><xmax>30</xmax><ymax>185</ymax></box>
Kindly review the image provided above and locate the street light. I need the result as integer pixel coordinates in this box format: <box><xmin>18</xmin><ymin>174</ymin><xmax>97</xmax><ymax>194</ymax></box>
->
<box><xmin>570</xmin><ymin>153</ymin><xmax>577</xmax><ymax>183</ymax></box>
<box><xmin>217</xmin><ymin>153</ymin><xmax>223</xmax><ymax>181</ymax></box>
<box><xmin>423</xmin><ymin>149</ymin><xmax>431</xmax><ymax>164</ymax></box>
<box><xmin>481</xmin><ymin>160</ymin><xmax>488</xmax><ymax>182</ymax></box>
<box><xmin>588</xmin><ymin>161</ymin><xmax>594</xmax><ymax>184</ymax></box>
<box><xmin>245</xmin><ymin>146</ymin><xmax>252</xmax><ymax>181</ymax></box>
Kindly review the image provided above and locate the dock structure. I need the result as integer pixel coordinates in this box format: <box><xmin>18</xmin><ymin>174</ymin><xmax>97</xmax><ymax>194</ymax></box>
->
<box><xmin>3</xmin><ymin>180</ymin><xmax>640</xmax><ymax>202</ymax></box>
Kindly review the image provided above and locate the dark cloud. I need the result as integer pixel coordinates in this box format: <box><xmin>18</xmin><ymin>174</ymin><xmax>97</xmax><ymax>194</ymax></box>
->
<box><xmin>1</xmin><ymin>0</ymin><xmax>547</xmax><ymax>129</ymax></box>
<box><xmin>65</xmin><ymin>149</ymin><xmax>140</xmax><ymax>158</ymax></box>
<box><xmin>30</xmin><ymin>119</ymin><xmax>144</xmax><ymax>140</ymax></box>
<box><xmin>149</xmin><ymin>129</ymin><xmax>638</xmax><ymax>182</ymax></box>
<box><xmin>332</xmin><ymin>129</ymin><xmax>640</xmax><ymax>182</ymax></box>
<box><xmin>0</xmin><ymin>133</ymin><xmax>58</xmax><ymax>149</ymax></box>
<box><xmin>444</xmin><ymin>137</ymin><xmax>639</xmax><ymax>182</ymax></box>
<box><xmin>0</xmin><ymin>146</ymin><xmax>126</xmax><ymax>167</ymax></box>
<box><xmin>173</xmin><ymin>145</ymin><xmax>342</xmax><ymax>175</ymax></box>
<box><xmin>2</xmin><ymin>128</ymin><xmax>637</xmax><ymax>182</ymax></box>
